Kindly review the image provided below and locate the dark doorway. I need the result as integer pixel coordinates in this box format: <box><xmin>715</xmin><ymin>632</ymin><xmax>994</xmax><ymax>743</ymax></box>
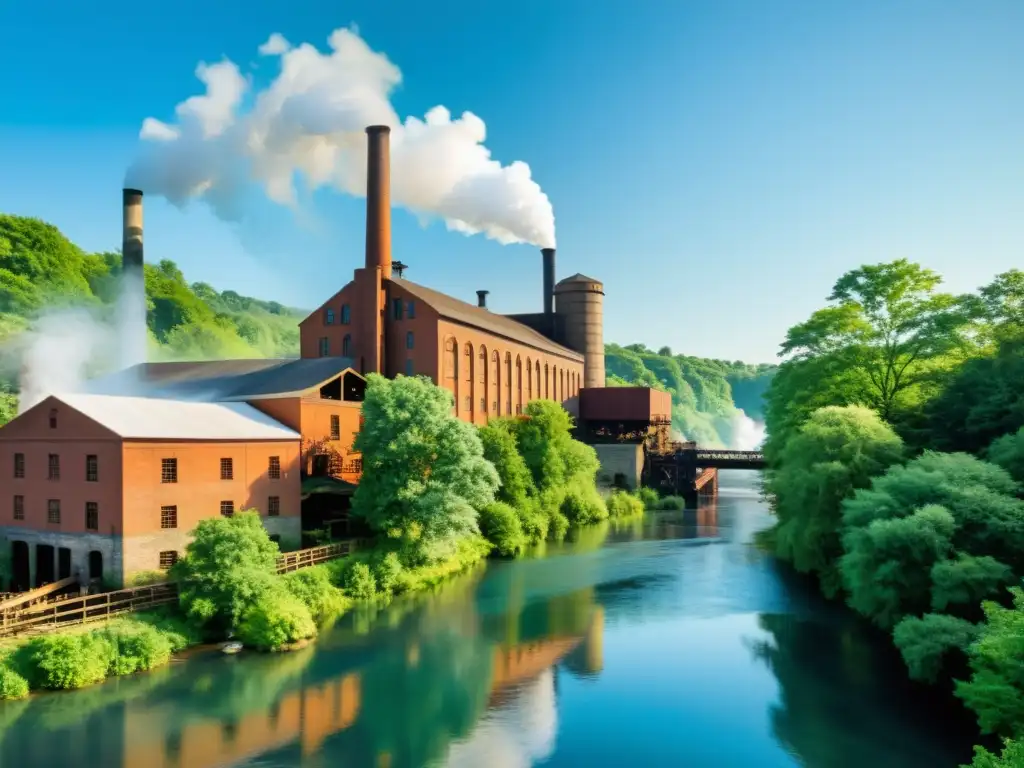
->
<box><xmin>58</xmin><ymin>547</ymin><xmax>72</xmax><ymax>580</ymax></box>
<box><xmin>10</xmin><ymin>541</ymin><xmax>29</xmax><ymax>592</ymax></box>
<box><xmin>88</xmin><ymin>551</ymin><xmax>103</xmax><ymax>581</ymax></box>
<box><xmin>36</xmin><ymin>544</ymin><xmax>55</xmax><ymax>586</ymax></box>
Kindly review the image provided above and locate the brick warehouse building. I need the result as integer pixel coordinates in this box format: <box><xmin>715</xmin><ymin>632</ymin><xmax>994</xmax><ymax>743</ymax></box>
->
<box><xmin>0</xmin><ymin>125</ymin><xmax>668</xmax><ymax>591</ymax></box>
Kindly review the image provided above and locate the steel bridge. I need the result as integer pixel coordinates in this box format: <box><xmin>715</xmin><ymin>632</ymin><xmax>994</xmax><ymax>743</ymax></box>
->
<box><xmin>643</xmin><ymin>444</ymin><xmax>765</xmax><ymax>502</ymax></box>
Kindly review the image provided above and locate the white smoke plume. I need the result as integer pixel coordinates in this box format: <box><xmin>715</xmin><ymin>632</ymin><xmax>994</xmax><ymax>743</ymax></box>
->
<box><xmin>14</xmin><ymin>278</ymin><xmax>148</xmax><ymax>414</ymax></box>
<box><xmin>126</xmin><ymin>27</ymin><xmax>556</xmax><ymax>248</ymax></box>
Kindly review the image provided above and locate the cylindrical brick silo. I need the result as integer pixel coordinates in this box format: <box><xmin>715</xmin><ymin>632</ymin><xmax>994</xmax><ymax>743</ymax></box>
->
<box><xmin>554</xmin><ymin>273</ymin><xmax>605</xmax><ymax>389</ymax></box>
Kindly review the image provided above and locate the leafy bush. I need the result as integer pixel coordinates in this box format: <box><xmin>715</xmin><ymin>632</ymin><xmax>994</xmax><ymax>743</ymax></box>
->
<box><xmin>892</xmin><ymin>613</ymin><xmax>979</xmax><ymax>683</ymax></box>
<box><xmin>636</xmin><ymin>487</ymin><xmax>660</xmax><ymax>508</ymax></box>
<box><xmin>12</xmin><ymin>633</ymin><xmax>114</xmax><ymax>690</ymax></box>
<box><xmin>0</xmin><ymin>665</ymin><xmax>29</xmax><ymax>700</ymax></box>
<box><xmin>965</xmin><ymin>737</ymin><xmax>1024</xmax><ymax>767</ymax></box>
<box><xmin>126</xmin><ymin>570</ymin><xmax>169</xmax><ymax>587</ymax></box>
<box><xmin>98</xmin><ymin>621</ymin><xmax>174</xmax><ymax>676</ymax></box>
<box><xmin>343</xmin><ymin>562</ymin><xmax>378</xmax><ymax>601</ymax></box>
<box><xmin>655</xmin><ymin>495</ymin><xmax>687</xmax><ymax>511</ymax></box>
<box><xmin>237</xmin><ymin>590</ymin><xmax>318</xmax><ymax>651</ymax></box>
<box><xmin>956</xmin><ymin>587</ymin><xmax>1024</xmax><ymax>736</ymax></box>
<box><xmin>282</xmin><ymin>566</ymin><xmax>349</xmax><ymax>623</ymax></box>
<box><xmin>606</xmin><ymin>490</ymin><xmax>645</xmax><ymax>518</ymax></box>
<box><xmin>478</xmin><ymin>502</ymin><xmax>527</xmax><ymax>557</ymax></box>
<box><xmin>372</xmin><ymin>552</ymin><xmax>405</xmax><ymax>596</ymax></box>
<box><xmin>560</xmin><ymin>482</ymin><xmax>608</xmax><ymax>526</ymax></box>
<box><xmin>987</xmin><ymin>427</ymin><xmax>1024</xmax><ymax>486</ymax></box>
<box><xmin>171</xmin><ymin>511</ymin><xmax>280</xmax><ymax>632</ymax></box>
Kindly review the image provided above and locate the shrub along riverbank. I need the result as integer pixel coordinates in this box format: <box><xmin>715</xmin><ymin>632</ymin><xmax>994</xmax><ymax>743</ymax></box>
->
<box><xmin>759</xmin><ymin>259</ymin><xmax>1024</xmax><ymax>767</ymax></box>
<box><xmin>0</xmin><ymin>374</ymin><xmax>648</xmax><ymax>700</ymax></box>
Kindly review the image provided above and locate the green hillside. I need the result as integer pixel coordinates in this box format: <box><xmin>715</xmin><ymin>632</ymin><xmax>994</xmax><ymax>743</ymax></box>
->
<box><xmin>606</xmin><ymin>343</ymin><xmax>775</xmax><ymax>447</ymax></box>
<box><xmin>0</xmin><ymin>214</ymin><xmax>775</xmax><ymax>437</ymax></box>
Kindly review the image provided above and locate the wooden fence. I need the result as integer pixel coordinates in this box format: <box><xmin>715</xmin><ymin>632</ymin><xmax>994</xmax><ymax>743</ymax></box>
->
<box><xmin>0</xmin><ymin>539</ymin><xmax>364</xmax><ymax>639</ymax></box>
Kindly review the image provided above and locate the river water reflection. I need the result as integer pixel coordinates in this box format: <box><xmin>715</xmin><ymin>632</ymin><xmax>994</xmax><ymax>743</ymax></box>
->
<box><xmin>0</xmin><ymin>472</ymin><xmax>977</xmax><ymax>767</ymax></box>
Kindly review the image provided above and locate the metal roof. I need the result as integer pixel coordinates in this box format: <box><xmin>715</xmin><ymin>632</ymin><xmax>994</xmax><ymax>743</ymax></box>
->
<box><xmin>390</xmin><ymin>278</ymin><xmax>583</xmax><ymax>361</ymax></box>
<box><xmin>55</xmin><ymin>393</ymin><xmax>300</xmax><ymax>441</ymax></box>
<box><xmin>86</xmin><ymin>358</ymin><xmax>360</xmax><ymax>401</ymax></box>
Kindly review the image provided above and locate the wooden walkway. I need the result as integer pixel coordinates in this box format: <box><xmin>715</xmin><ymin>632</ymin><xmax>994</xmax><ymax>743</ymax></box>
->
<box><xmin>0</xmin><ymin>540</ymin><xmax>364</xmax><ymax>639</ymax></box>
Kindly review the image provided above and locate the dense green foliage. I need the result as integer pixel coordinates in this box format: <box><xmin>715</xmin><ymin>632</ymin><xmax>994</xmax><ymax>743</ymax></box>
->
<box><xmin>352</xmin><ymin>374</ymin><xmax>500</xmax><ymax>564</ymax></box>
<box><xmin>764</xmin><ymin>405</ymin><xmax>905</xmax><ymax>597</ymax></box>
<box><xmin>761</xmin><ymin>258</ymin><xmax>1024</xmax><ymax>762</ymax></box>
<box><xmin>606</xmin><ymin>342</ymin><xmax>774</xmax><ymax>446</ymax></box>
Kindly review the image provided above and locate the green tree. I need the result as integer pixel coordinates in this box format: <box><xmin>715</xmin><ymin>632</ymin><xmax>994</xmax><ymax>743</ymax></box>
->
<box><xmin>988</xmin><ymin>428</ymin><xmax>1024</xmax><ymax>486</ymax></box>
<box><xmin>957</xmin><ymin>586</ymin><xmax>1024</xmax><ymax>738</ymax></box>
<box><xmin>964</xmin><ymin>738</ymin><xmax>1024</xmax><ymax>768</ymax></box>
<box><xmin>352</xmin><ymin>374</ymin><xmax>499</xmax><ymax>564</ymax></box>
<box><xmin>778</xmin><ymin>259</ymin><xmax>974</xmax><ymax>423</ymax></box>
<box><xmin>171</xmin><ymin>511</ymin><xmax>281</xmax><ymax>633</ymax></box>
<box><xmin>765</xmin><ymin>405</ymin><xmax>905</xmax><ymax>597</ymax></box>
<box><xmin>840</xmin><ymin>453</ymin><xmax>1023</xmax><ymax>632</ymax></box>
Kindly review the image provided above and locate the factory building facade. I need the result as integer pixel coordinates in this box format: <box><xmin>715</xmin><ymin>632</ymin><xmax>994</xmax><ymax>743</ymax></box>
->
<box><xmin>298</xmin><ymin>125</ymin><xmax>604</xmax><ymax>424</ymax></box>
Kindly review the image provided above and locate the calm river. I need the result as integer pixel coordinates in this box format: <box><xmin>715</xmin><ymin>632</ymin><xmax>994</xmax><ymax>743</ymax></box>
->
<box><xmin>0</xmin><ymin>472</ymin><xmax>978</xmax><ymax>767</ymax></box>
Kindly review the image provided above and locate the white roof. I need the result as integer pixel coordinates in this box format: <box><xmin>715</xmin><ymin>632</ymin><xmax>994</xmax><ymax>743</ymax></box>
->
<box><xmin>54</xmin><ymin>393</ymin><xmax>299</xmax><ymax>441</ymax></box>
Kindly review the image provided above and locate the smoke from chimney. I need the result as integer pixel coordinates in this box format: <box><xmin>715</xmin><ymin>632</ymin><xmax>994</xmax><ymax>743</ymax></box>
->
<box><xmin>124</xmin><ymin>27</ymin><xmax>556</xmax><ymax>249</ymax></box>
<box><xmin>542</xmin><ymin>248</ymin><xmax>555</xmax><ymax>317</ymax></box>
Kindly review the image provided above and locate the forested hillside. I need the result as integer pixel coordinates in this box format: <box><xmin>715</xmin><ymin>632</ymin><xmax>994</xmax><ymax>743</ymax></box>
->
<box><xmin>0</xmin><ymin>214</ymin><xmax>774</xmax><ymax>434</ymax></box>
<box><xmin>606</xmin><ymin>343</ymin><xmax>775</xmax><ymax>447</ymax></box>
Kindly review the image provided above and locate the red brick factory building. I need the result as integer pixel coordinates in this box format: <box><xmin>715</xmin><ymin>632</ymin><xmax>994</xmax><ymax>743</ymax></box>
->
<box><xmin>0</xmin><ymin>126</ymin><xmax>668</xmax><ymax>590</ymax></box>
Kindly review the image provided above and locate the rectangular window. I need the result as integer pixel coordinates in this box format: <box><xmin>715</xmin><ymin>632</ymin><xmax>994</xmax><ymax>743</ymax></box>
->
<box><xmin>405</xmin><ymin>358</ymin><xmax>414</xmax><ymax>376</ymax></box>
<box><xmin>220</xmin><ymin>458</ymin><xmax>233</xmax><ymax>480</ymax></box>
<box><xmin>268</xmin><ymin>496</ymin><xmax>280</xmax><ymax>517</ymax></box>
<box><xmin>86</xmin><ymin>455</ymin><xmax>98</xmax><ymax>482</ymax></box>
<box><xmin>341</xmin><ymin>304</ymin><xmax>350</xmax><ymax>324</ymax></box>
<box><xmin>324</xmin><ymin>308</ymin><xmax>335</xmax><ymax>325</ymax></box>
<box><xmin>330</xmin><ymin>415</ymin><xmax>340</xmax><ymax>440</ymax></box>
<box><xmin>49</xmin><ymin>409</ymin><xmax>57</xmax><ymax>429</ymax></box>
<box><xmin>407</xmin><ymin>300</ymin><xmax>415</xmax><ymax>319</ymax></box>
<box><xmin>13</xmin><ymin>495</ymin><xmax>24</xmax><ymax>521</ymax></box>
<box><xmin>406</xmin><ymin>331</ymin><xmax>414</xmax><ymax>350</ymax></box>
<box><xmin>14</xmin><ymin>453</ymin><xmax>24</xmax><ymax>479</ymax></box>
<box><xmin>48</xmin><ymin>454</ymin><xmax>60</xmax><ymax>480</ymax></box>
<box><xmin>47</xmin><ymin>499</ymin><xmax>60</xmax><ymax>524</ymax></box>
<box><xmin>268</xmin><ymin>456</ymin><xmax>281</xmax><ymax>480</ymax></box>
<box><xmin>220</xmin><ymin>500</ymin><xmax>234</xmax><ymax>517</ymax></box>
<box><xmin>159</xmin><ymin>551</ymin><xmax>178</xmax><ymax>570</ymax></box>
<box><xmin>85</xmin><ymin>502</ymin><xmax>99</xmax><ymax>531</ymax></box>
<box><xmin>480</xmin><ymin>398</ymin><xmax>487</xmax><ymax>412</ymax></box>
<box><xmin>161</xmin><ymin>505</ymin><xmax>178</xmax><ymax>529</ymax></box>
<box><xmin>318</xmin><ymin>337</ymin><xmax>329</xmax><ymax>357</ymax></box>
<box><xmin>392</xmin><ymin>298</ymin><xmax>403</xmax><ymax>320</ymax></box>
<box><xmin>464</xmin><ymin>396</ymin><xmax>471</xmax><ymax>411</ymax></box>
<box><xmin>493</xmin><ymin>401</ymin><xmax>498</xmax><ymax>413</ymax></box>
<box><xmin>161</xmin><ymin>458</ymin><xmax>178</xmax><ymax>483</ymax></box>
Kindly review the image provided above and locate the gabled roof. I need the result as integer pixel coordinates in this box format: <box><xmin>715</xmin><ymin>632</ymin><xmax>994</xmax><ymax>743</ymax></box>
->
<box><xmin>86</xmin><ymin>358</ymin><xmax>361</xmax><ymax>401</ymax></box>
<box><xmin>390</xmin><ymin>278</ymin><xmax>583</xmax><ymax>361</ymax></box>
<box><xmin>55</xmin><ymin>394</ymin><xmax>300</xmax><ymax>441</ymax></box>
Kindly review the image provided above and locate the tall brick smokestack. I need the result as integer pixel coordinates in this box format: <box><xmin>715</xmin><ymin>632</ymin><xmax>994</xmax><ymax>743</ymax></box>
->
<box><xmin>365</xmin><ymin>126</ymin><xmax>393</xmax><ymax>279</ymax></box>
<box><xmin>122</xmin><ymin>188</ymin><xmax>144</xmax><ymax>274</ymax></box>
<box><xmin>542</xmin><ymin>248</ymin><xmax>555</xmax><ymax>317</ymax></box>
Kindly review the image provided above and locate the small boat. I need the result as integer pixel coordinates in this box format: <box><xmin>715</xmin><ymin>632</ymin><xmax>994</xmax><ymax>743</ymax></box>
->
<box><xmin>220</xmin><ymin>641</ymin><xmax>243</xmax><ymax>655</ymax></box>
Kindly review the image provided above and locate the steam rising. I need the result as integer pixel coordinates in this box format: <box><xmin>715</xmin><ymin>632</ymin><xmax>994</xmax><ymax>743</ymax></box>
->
<box><xmin>126</xmin><ymin>27</ymin><xmax>557</xmax><ymax>248</ymax></box>
<box><xmin>14</xmin><ymin>277</ymin><xmax>148</xmax><ymax>414</ymax></box>
<box><xmin>729</xmin><ymin>410</ymin><xmax>766</xmax><ymax>451</ymax></box>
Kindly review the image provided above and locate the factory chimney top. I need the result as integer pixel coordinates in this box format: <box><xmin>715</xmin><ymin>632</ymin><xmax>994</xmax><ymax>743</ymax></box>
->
<box><xmin>542</xmin><ymin>248</ymin><xmax>555</xmax><ymax>317</ymax></box>
<box><xmin>365</xmin><ymin>125</ymin><xmax>392</xmax><ymax>279</ymax></box>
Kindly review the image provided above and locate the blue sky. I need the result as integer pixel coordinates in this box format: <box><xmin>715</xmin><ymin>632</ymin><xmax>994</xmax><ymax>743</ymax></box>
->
<box><xmin>1</xmin><ymin>0</ymin><xmax>1022</xmax><ymax>363</ymax></box>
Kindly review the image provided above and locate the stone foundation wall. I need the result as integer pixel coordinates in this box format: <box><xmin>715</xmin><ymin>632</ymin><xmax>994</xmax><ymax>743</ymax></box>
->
<box><xmin>591</xmin><ymin>444</ymin><xmax>644</xmax><ymax>490</ymax></box>
<box><xmin>0</xmin><ymin>526</ymin><xmax>123</xmax><ymax>588</ymax></box>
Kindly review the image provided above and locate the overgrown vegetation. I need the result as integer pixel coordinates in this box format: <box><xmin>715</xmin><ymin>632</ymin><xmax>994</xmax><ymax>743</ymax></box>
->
<box><xmin>757</xmin><ymin>258</ymin><xmax>1024</xmax><ymax>766</ymax></box>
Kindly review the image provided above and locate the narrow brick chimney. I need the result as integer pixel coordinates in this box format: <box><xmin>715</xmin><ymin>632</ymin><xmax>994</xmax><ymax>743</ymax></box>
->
<box><xmin>365</xmin><ymin>126</ymin><xmax>392</xmax><ymax>279</ymax></box>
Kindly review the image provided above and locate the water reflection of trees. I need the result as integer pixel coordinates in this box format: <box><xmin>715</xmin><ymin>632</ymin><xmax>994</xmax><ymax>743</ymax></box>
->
<box><xmin>0</xmin><ymin>560</ymin><xmax>605</xmax><ymax>768</ymax></box>
<box><xmin>748</xmin><ymin>613</ymin><xmax>976</xmax><ymax>768</ymax></box>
